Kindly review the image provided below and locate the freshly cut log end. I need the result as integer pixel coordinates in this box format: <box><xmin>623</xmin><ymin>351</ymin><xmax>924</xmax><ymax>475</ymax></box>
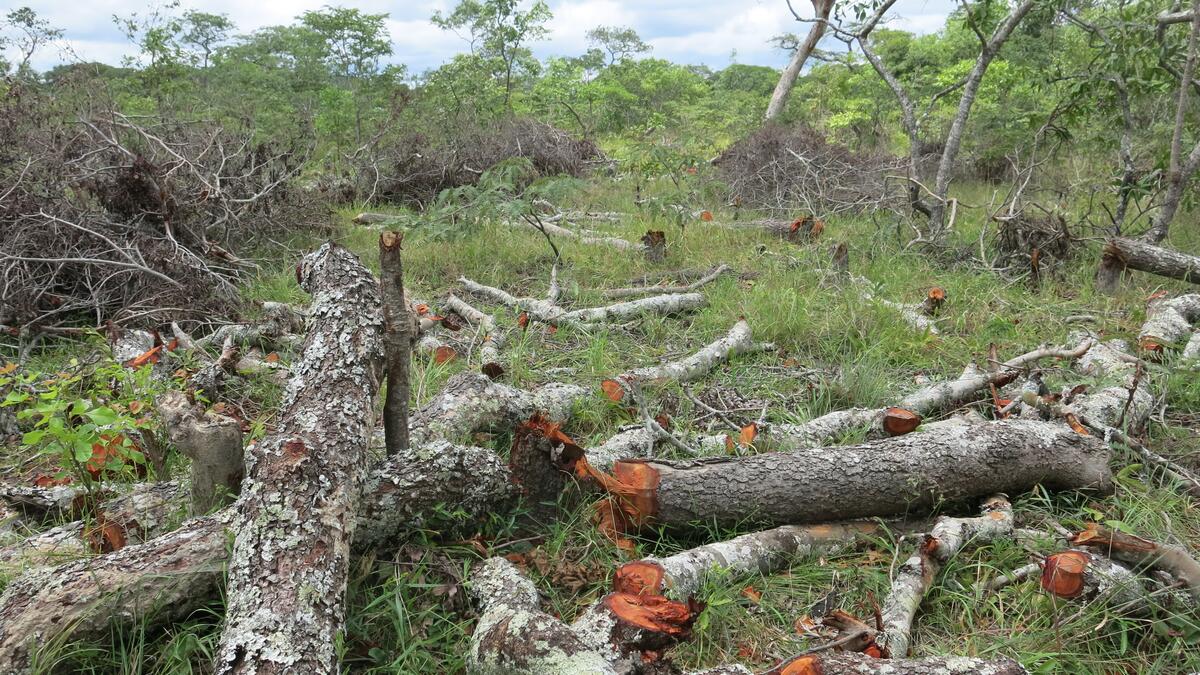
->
<box><xmin>601</xmin><ymin>592</ymin><xmax>697</xmax><ymax>638</ymax></box>
<box><xmin>788</xmin><ymin>215</ymin><xmax>825</xmax><ymax>243</ymax></box>
<box><xmin>921</xmin><ymin>287</ymin><xmax>947</xmax><ymax>316</ymax></box>
<box><xmin>614</xmin><ymin>560</ymin><xmax>667</xmax><ymax>595</ymax></box>
<box><xmin>882</xmin><ymin>407</ymin><xmax>921</xmax><ymax>436</ymax></box>
<box><xmin>766</xmin><ymin>652</ymin><xmax>1027</xmax><ymax>675</ymax></box>
<box><xmin>601</xmin><ymin>378</ymin><xmax>627</xmax><ymax>402</ymax></box>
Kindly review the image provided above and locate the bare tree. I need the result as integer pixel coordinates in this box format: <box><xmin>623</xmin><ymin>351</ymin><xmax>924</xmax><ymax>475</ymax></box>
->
<box><xmin>1145</xmin><ymin>0</ymin><xmax>1200</xmax><ymax>244</ymax></box>
<box><xmin>766</xmin><ymin>0</ymin><xmax>836</xmax><ymax>121</ymax></box>
<box><xmin>825</xmin><ymin>0</ymin><xmax>1038</xmax><ymax>238</ymax></box>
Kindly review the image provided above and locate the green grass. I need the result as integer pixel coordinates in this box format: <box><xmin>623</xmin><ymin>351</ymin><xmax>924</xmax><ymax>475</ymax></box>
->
<box><xmin>8</xmin><ymin>175</ymin><xmax>1200</xmax><ymax>673</ymax></box>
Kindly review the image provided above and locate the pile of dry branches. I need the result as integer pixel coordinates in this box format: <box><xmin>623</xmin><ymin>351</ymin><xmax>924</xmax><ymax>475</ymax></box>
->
<box><xmin>366</xmin><ymin>118</ymin><xmax>605</xmax><ymax>205</ymax></box>
<box><xmin>713</xmin><ymin>123</ymin><xmax>904</xmax><ymax>217</ymax></box>
<box><xmin>0</xmin><ymin>82</ymin><xmax>324</xmax><ymax>336</ymax></box>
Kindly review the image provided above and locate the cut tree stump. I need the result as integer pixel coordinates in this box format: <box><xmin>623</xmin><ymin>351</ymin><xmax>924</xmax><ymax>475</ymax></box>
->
<box><xmin>156</xmin><ymin>391</ymin><xmax>242</xmax><ymax>514</ymax></box>
<box><xmin>213</xmin><ymin>243</ymin><xmax>386</xmax><ymax>674</ymax></box>
<box><xmin>380</xmin><ymin>231</ymin><xmax>412</xmax><ymax>455</ymax></box>
<box><xmin>1096</xmin><ymin>237</ymin><xmax>1200</xmax><ymax>294</ymax></box>
<box><xmin>586</xmin><ymin>420</ymin><xmax>1110</xmax><ymax>529</ymax></box>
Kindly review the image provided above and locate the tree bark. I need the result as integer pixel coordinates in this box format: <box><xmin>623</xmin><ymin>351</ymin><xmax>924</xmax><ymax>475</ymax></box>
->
<box><xmin>766</xmin><ymin>0</ymin><xmax>836</xmax><ymax>121</ymax></box>
<box><xmin>1139</xmin><ymin>294</ymin><xmax>1200</xmax><ymax>352</ymax></box>
<box><xmin>0</xmin><ymin>439</ymin><xmax>515</xmax><ymax>671</ymax></box>
<box><xmin>380</xmin><ymin>231</ymin><xmax>411</xmax><ymax>455</ymax></box>
<box><xmin>596</xmin><ymin>420</ymin><xmax>1110</xmax><ymax>529</ymax></box>
<box><xmin>927</xmin><ymin>0</ymin><xmax>1039</xmax><ymax>234</ymax></box>
<box><xmin>214</xmin><ymin>243</ymin><xmax>385</xmax><ymax>674</ymax></box>
<box><xmin>1096</xmin><ymin>237</ymin><xmax>1200</xmax><ymax>294</ymax></box>
<box><xmin>763</xmin><ymin>652</ymin><xmax>1026</xmax><ymax>675</ymax></box>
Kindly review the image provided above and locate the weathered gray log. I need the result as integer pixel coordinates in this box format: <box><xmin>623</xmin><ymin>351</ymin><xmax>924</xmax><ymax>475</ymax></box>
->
<box><xmin>761</xmin><ymin>652</ymin><xmax>1027</xmax><ymax>675</ymax></box>
<box><xmin>0</xmin><ymin>440</ymin><xmax>513</xmax><ymax>671</ymax></box>
<box><xmin>604</xmin><ymin>420</ymin><xmax>1110</xmax><ymax>528</ymax></box>
<box><xmin>157</xmin><ymin>391</ymin><xmax>242</xmax><ymax>514</ymax></box>
<box><xmin>213</xmin><ymin>243</ymin><xmax>385</xmax><ymax>674</ymax></box>
<box><xmin>380</xmin><ymin>231</ymin><xmax>412</xmax><ymax>455</ymax></box>
<box><xmin>878</xmin><ymin>496</ymin><xmax>1013</xmax><ymax>657</ymax></box>
<box><xmin>0</xmin><ymin>481</ymin><xmax>186</xmax><ymax>566</ymax></box>
<box><xmin>1097</xmin><ymin>237</ymin><xmax>1200</xmax><ymax>294</ymax></box>
<box><xmin>469</xmin><ymin>557</ymin><xmax>618</xmax><ymax>674</ymax></box>
<box><xmin>409</xmin><ymin>372</ymin><xmax>585</xmax><ymax>445</ymax></box>
<box><xmin>1139</xmin><ymin>294</ymin><xmax>1200</xmax><ymax>352</ymax></box>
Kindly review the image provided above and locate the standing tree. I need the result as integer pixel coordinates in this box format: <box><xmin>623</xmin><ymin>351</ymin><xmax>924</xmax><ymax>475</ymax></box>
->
<box><xmin>300</xmin><ymin>7</ymin><xmax>392</xmax><ymax>145</ymax></box>
<box><xmin>766</xmin><ymin>0</ymin><xmax>836</xmax><ymax>121</ymax></box>
<box><xmin>432</xmin><ymin>0</ymin><xmax>552</xmax><ymax>109</ymax></box>
<box><xmin>2</xmin><ymin>7</ymin><xmax>63</xmax><ymax>78</ymax></box>
<box><xmin>586</xmin><ymin>25</ymin><xmax>651</xmax><ymax>66</ymax></box>
<box><xmin>180</xmin><ymin>10</ymin><xmax>233</xmax><ymax>72</ymax></box>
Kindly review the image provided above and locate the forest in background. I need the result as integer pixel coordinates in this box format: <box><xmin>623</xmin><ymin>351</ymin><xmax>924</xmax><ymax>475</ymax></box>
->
<box><xmin>2</xmin><ymin>0</ymin><xmax>1200</xmax><ymax>673</ymax></box>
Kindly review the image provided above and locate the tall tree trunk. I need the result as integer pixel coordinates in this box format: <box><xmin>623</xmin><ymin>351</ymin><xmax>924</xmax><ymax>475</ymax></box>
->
<box><xmin>214</xmin><ymin>243</ymin><xmax>385</xmax><ymax>674</ymax></box>
<box><xmin>765</xmin><ymin>0</ymin><xmax>835</xmax><ymax>121</ymax></box>
<box><xmin>927</xmin><ymin>0</ymin><xmax>1039</xmax><ymax>234</ymax></box>
<box><xmin>1145</xmin><ymin>0</ymin><xmax>1200</xmax><ymax>244</ymax></box>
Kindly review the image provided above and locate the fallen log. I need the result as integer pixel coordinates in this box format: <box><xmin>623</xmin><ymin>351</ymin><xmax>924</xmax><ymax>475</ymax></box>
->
<box><xmin>408</xmin><ymin>372</ymin><xmax>586</xmax><ymax>445</ymax></box>
<box><xmin>0</xmin><ymin>440</ymin><xmax>514</xmax><ymax>671</ymax></box>
<box><xmin>512</xmin><ymin>217</ymin><xmax>639</xmax><ymax>252</ymax></box>
<box><xmin>762</xmin><ymin>652</ymin><xmax>1026</xmax><ymax>675</ymax></box>
<box><xmin>603</xmin><ymin>264</ymin><xmax>732</xmax><ymax>299</ymax></box>
<box><xmin>877</xmin><ymin>496</ymin><xmax>1013</xmax><ymax>657</ymax></box>
<box><xmin>460</xmin><ymin>276</ymin><xmax>704</xmax><ymax>328</ymax></box>
<box><xmin>1039</xmin><ymin>549</ymin><xmax>1192</xmax><ymax>614</ymax></box>
<box><xmin>0</xmin><ymin>481</ymin><xmax>185</xmax><ymax>565</ymax></box>
<box><xmin>156</xmin><ymin>391</ymin><xmax>242</xmax><ymax>514</ymax></box>
<box><xmin>1096</xmin><ymin>237</ymin><xmax>1200</xmax><ymax>294</ymax></box>
<box><xmin>1138</xmin><ymin>293</ymin><xmax>1200</xmax><ymax>353</ymax></box>
<box><xmin>214</xmin><ymin>243</ymin><xmax>385</xmax><ymax>674</ymax></box>
<box><xmin>587</xmin><ymin>420</ymin><xmax>1110</xmax><ymax>529</ymax></box>
<box><xmin>444</xmin><ymin>293</ymin><xmax>504</xmax><ymax>375</ymax></box>
<box><xmin>698</xmin><ymin>341</ymin><xmax>1092</xmax><ymax>453</ymax></box>
<box><xmin>352</xmin><ymin>212</ymin><xmax>399</xmax><ymax>225</ymax></box>
<box><xmin>1070</xmin><ymin>523</ymin><xmax>1200</xmax><ymax>600</ymax></box>
<box><xmin>602</xmin><ymin>319</ymin><xmax>771</xmax><ymax>402</ymax></box>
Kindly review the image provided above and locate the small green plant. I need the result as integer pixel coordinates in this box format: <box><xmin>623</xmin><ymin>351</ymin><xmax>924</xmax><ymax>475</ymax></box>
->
<box><xmin>0</xmin><ymin>355</ymin><xmax>169</xmax><ymax>488</ymax></box>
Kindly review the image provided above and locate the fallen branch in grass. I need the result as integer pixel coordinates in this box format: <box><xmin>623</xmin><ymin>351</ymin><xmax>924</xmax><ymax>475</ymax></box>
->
<box><xmin>602</xmin><ymin>264</ymin><xmax>733</xmax><ymax>299</ymax></box>
<box><xmin>511</xmin><ymin>216</ymin><xmax>640</xmax><ymax>252</ymax></box>
<box><xmin>602</xmin><ymin>319</ymin><xmax>772</xmax><ymax>402</ymax></box>
<box><xmin>1096</xmin><ymin>237</ymin><xmax>1200</xmax><ymax>294</ymax></box>
<box><xmin>1070</xmin><ymin>523</ymin><xmax>1200</xmax><ymax>600</ymax></box>
<box><xmin>1040</xmin><ymin>549</ymin><xmax>1194</xmax><ymax>616</ymax></box>
<box><xmin>699</xmin><ymin>340</ymin><xmax>1092</xmax><ymax>452</ymax></box>
<box><xmin>580</xmin><ymin>420</ymin><xmax>1109</xmax><ymax>530</ymax></box>
<box><xmin>876</xmin><ymin>496</ymin><xmax>1013</xmax><ymax>657</ymax></box>
<box><xmin>762</xmin><ymin>651</ymin><xmax>1026</xmax><ymax>675</ymax></box>
<box><xmin>444</xmin><ymin>293</ymin><xmax>504</xmax><ymax>376</ymax></box>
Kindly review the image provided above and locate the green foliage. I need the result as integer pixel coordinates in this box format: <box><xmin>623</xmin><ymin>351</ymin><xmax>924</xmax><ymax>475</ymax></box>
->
<box><xmin>0</xmin><ymin>355</ymin><xmax>171</xmax><ymax>486</ymax></box>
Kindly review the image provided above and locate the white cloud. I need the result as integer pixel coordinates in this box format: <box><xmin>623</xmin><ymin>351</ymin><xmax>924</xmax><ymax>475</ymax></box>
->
<box><xmin>15</xmin><ymin>0</ymin><xmax>955</xmax><ymax>73</ymax></box>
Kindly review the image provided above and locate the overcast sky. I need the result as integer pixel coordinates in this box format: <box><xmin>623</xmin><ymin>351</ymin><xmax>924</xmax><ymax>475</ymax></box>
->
<box><xmin>14</xmin><ymin>0</ymin><xmax>956</xmax><ymax>74</ymax></box>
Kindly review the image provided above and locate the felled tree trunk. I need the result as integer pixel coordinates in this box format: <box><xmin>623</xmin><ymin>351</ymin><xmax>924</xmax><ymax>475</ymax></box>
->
<box><xmin>592</xmin><ymin>420</ymin><xmax>1110</xmax><ymax>528</ymax></box>
<box><xmin>1096</xmin><ymin>237</ymin><xmax>1200</xmax><ymax>294</ymax></box>
<box><xmin>156</xmin><ymin>391</ymin><xmax>242</xmax><ymax>514</ymax></box>
<box><xmin>761</xmin><ymin>652</ymin><xmax>1026</xmax><ymax>675</ymax></box>
<box><xmin>444</xmin><ymin>294</ymin><xmax>504</xmax><ymax>376</ymax></box>
<box><xmin>1138</xmin><ymin>294</ymin><xmax>1200</xmax><ymax>353</ymax></box>
<box><xmin>214</xmin><ymin>243</ymin><xmax>385</xmax><ymax>674</ymax></box>
<box><xmin>0</xmin><ymin>440</ymin><xmax>514</xmax><ymax>671</ymax></box>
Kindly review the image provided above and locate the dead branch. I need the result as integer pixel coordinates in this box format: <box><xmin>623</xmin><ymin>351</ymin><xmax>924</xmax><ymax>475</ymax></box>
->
<box><xmin>602</xmin><ymin>264</ymin><xmax>733</xmax><ymax>299</ymax></box>
<box><xmin>602</xmin><ymin>319</ymin><xmax>771</xmax><ymax>402</ymax></box>
<box><xmin>444</xmin><ymin>293</ymin><xmax>504</xmax><ymax>375</ymax></box>
<box><xmin>380</xmin><ymin>231</ymin><xmax>412</xmax><ymax>455</ymax></box>
<box><xmin>1070</xmin><ymin>523</ymin><xmax>1200</xmax><ymax>600</ymax></box>
<box><xmin>1097</xmin><ymin>238</ymin><xmax>1200</xmax><ymax>294</ymax></box>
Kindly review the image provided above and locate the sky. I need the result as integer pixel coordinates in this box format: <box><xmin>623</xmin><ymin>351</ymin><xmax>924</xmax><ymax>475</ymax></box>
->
<box><xmin>11</xmin><ymin>0</ymin><xmax>956</xmax><ymax>75</ymax></box>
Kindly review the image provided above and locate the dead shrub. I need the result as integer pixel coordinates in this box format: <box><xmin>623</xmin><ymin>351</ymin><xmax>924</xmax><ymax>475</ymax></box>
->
<box><xmin>713</xmin><ymin>123</ymin><xmax>904</xmax><ymax>216</ymax></box>
<box><xmin>0</xmin><ymin>81</ymin><xmax>326</xmax><ymax>335</ymax></box>
<box><xmin>362</xmin><ymin>118</ymin><xmax>605</xmax><ymax>205</ymax></box>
